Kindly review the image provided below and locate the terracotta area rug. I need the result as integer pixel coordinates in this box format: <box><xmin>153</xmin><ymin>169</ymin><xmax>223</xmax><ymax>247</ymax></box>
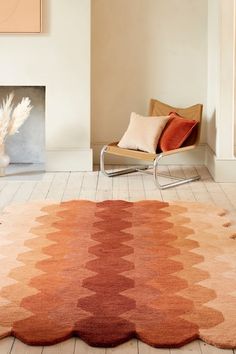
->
<box><xmin>0</xmin><ymin>200</ymin><xmax>236</xmax><ymax>348</ymax></box>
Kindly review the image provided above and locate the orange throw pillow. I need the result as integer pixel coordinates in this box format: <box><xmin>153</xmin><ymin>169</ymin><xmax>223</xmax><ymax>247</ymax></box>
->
<box><xmin>159</xmin><ymin>112</ymin><xmax>198</xmax><ymax>152</ymax></box>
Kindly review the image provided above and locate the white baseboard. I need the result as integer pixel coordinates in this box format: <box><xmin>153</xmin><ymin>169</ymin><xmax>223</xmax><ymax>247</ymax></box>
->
<box><xmin>205</xmin><ymin>145</ymin><xmax>236</xmax><ymax>182</ymax></box>
<box><xmin>44</xmin><ymin>145</ymin><xmax>236</xmax><ymax>181</ymax></box>
<box><xmin>92</xmin><ymin>143</ymin><xmax>206</xmax><ymax>165</ymax></box>
<box><xmin>46</xmin><ymin>148</ymin><xmax>93</xmax><ymax>171</ymax></box>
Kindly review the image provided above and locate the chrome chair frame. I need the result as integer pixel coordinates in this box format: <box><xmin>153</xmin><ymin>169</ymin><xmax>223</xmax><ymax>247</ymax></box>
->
<box><xmin>100</xmin><ymin>145</ymin><xmax>200</xmax><ymax>190</ymax></box>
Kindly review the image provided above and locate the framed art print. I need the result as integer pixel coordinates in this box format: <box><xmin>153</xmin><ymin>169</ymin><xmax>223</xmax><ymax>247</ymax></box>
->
<box><xmin>0</xmin><ymin>0</ymin><xmax>42</xmax><ymax>33</ymax></box>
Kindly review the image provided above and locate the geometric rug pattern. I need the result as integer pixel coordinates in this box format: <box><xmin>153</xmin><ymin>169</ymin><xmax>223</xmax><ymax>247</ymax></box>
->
<box><xmin>0</xmin><ymin>200</ymin><xmax>236</xmax><ymax>348</ymax></box>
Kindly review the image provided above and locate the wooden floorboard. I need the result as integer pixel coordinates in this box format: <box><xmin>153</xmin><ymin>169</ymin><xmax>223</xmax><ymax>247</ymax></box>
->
<box><xmin>0</xmin><ymin>164</ymin><xmax>234</xmax><ymax>354</ymax></box>
<box><xmin>106</xmin><ymin>339</ymin><xmax>138</xmax><ymax>354</ymax></box>
<box><xmin>10</xmin><ymin>339</ymin><xmax>42</xmax><ymax>354</ymax></box>
<box><xmin>0</xmin><ymin>338</ymin><xmax>14</xmax><ymax>354</ymax></box>
<box><xmin>74</xmin><ymin>339</ymin><xmax>105</xmax><ymax>354</ymax></box>
<box><xmin>42</xmin><ymin>339</ymin><xmax>75</xmax><ymax>354</ymax></box>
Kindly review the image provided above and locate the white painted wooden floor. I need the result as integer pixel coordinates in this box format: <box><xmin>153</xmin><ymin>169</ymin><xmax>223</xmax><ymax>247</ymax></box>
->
<box><xmin>0</xmin><ymin>164</ymin><xmax>236</xmax><ymax>354</ymax></box>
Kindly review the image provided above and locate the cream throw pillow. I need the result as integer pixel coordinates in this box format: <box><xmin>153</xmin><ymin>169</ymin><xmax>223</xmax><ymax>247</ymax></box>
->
<box><xmin>118</xmin><ymin>112</ymin><xmax>170</xmax><ymax>153</ymax></box>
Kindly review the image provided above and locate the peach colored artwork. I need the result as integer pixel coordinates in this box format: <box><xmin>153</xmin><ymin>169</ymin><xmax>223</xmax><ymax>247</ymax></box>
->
<box><xmin>0</xmin><ymin>0</ymin><xmax>42</xmax><ymax>33</ymax></box>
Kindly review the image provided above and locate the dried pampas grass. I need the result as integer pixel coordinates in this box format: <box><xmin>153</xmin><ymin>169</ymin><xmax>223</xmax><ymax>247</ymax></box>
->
<box><xmin>0</xmin><ymin>92</ymin><xmax>32</xmax><ymax>144</ymax></box>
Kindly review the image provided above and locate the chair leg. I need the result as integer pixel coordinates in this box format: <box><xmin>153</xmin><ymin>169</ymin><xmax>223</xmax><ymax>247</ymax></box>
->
<box><xmin>100</xmin><ymin>145</ymin><xmax>149</xmax><ymax>177</ymax></box>
<box><xmin>153</xmin><ymin>154</ymin><xmax>200</xmax><ymax>190</ymax></box>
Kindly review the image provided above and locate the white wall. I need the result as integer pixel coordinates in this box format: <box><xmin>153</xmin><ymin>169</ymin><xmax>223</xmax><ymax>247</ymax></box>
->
<box><xmin>207</xmin><ymin>0</ymin><xmax>235</xmax><ymax>159</ymax></box>
<box><xmin>92</xmin><ymin>0</ymin><xmax>208</xmax><ymax>162</ymax></box>
<box><xmin>205</xmin><ymin>0</ymin><xmax>236</xmax><ymax>182</ymax></box>
<box><xmin>216</xmin><ymin>0</ymin><xmax>235</xmax><ymax>159</ymax></box>
<box><xmin>0</xmin><ymin>0</ymin><xmax>92</xmax><ymax>171</ymax></box>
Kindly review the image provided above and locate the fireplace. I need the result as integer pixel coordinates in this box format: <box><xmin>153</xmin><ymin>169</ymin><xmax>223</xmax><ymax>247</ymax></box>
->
<box><xmin>0</xmin><ymin>86</ymin><xmax>45</xmax><ymax>165</ymax></box>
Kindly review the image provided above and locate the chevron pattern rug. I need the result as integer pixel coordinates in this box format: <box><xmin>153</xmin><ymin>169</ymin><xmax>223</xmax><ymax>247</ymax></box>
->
<box><xmin>0</xmin><ymin>200</ymin><xmax>236</xmax><ymax>348</ymax></box>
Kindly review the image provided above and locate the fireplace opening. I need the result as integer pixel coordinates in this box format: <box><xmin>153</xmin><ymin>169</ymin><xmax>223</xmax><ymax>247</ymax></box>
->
<box><xmin>0</xmin><ymin>86</ymin><xmax>45</xmax><ymax>168</ymax></box>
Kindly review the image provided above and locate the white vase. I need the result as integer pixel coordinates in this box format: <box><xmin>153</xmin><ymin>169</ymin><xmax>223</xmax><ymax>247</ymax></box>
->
<box><xmin>0</xmin><ymin>144</ymin><xmax>10</xmax><ymax>177</ymax></box>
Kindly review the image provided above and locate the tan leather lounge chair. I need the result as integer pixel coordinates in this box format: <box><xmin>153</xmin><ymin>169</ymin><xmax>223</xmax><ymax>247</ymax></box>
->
<box><xmin>100</xmin><ymin>99</ymin><xmax>203</xmax><ymax>189</ymax></box>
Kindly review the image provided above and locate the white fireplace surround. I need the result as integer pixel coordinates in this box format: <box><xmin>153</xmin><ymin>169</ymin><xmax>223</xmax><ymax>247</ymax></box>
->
<box><xmin>0</xmin><ymin>0</ymin><xmax>92</xmax><ymax>172</ymax></box>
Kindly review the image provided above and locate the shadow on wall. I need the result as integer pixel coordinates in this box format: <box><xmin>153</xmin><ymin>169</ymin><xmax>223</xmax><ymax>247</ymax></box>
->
<box><xmin>91</xmin><ymin>0</ymin><xmax>151</xmax><ymax>145</ymax></box>
<box><xmin>0</xmin><ymin>86</ymin><xmax>46</xmax><ymax>163</ymax></box>
<box><xmin>91</xmin><ymin>0</ymin><xmax>208</xmax><ymax>157</ymax></box>
<box><xmin>207</xmin><ymin>109</ymin><xmax>217</xmax><ymax>152</ymax></box>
